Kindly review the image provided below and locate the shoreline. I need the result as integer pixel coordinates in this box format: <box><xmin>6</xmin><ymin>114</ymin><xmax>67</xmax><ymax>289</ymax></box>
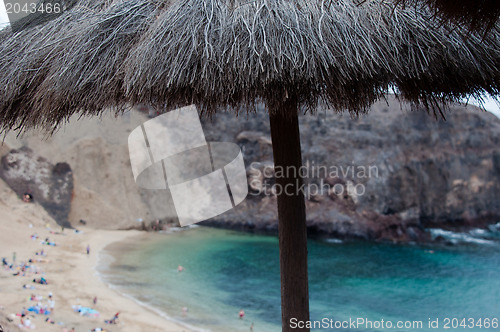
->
<box><xmin>0</xmin><ymin>179</ymin><xmax>193</xmax><ymax>332</ymax></box>
<box><xmin>96</xmin><ymin>231</ymin><xmax>210</xmax><ymax>332</ymax></box>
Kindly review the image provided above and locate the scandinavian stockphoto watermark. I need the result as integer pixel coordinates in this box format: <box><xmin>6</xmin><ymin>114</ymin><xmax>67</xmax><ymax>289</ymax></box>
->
<box><xmin>290</xmin><ymin>317</ymin><xmax>424</xmax><ymax>330</ymax></box>
<box><xmin>127</xmin><ymin>105</ymin><xmax>377</xmax><ymax>225</ymax></box>
<box><xmin>290</xmin><ymin>317</ymin><xmax>500</xmax><ymax>330</ymax></box>
<box><xmin>128</xmin><ymin>105</ymin><xmax>248</xmax><ymax>227</ymax></box>
<box><xmin>248</xmin><ymin>161</ymin><xmax>378</xmax><ymax>200</ymax></box>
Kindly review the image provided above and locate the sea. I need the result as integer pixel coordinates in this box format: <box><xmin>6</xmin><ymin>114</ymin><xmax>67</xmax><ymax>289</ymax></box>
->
<box><xmin>98</xmin><ymin>224</ymin><xmax>500</xmax><ymax>332</ymax></box>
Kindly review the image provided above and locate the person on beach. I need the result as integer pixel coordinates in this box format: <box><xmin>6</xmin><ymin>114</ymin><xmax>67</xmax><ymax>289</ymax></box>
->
<box><xmin>33</xmin><ymin>277</ymin><xmax>48</xmax><ymax>285</ymax></box>
<box><xmin>48</xmin><ymin>294</ymin><xmax>55</xmax><ymax>312</ymax></box>
<box><xmin>93</xmin><ymin>296</ymin><xmax>98</xmax><ymax>306</ymax></box>
<box><xmin>105</xmin><ymin>312</ymin><xmax>120</xmax><ymax>324</ymax></box>
<box><xmin>23</xmin><ymin>193</ymin><xmax>33</xmax><ymax>203</ymax></box>
<box><xmin>239</xmin><ymin>309</ymin><xmax>245</xmax><ymax>319</ymax></box>
<box><xmin>87</xmin><ymin>245</ymin><xmax>90</xmax><ymax>255</ymax></box>
<box><xmin>250</xmin><ymin>322</ymin><xmax>254</xmax><ymax>331</ymax></box>
<box><xmin>20</xmin><ymin>316</ymin><xmax>32</xmax><ymax>329</ymax></box>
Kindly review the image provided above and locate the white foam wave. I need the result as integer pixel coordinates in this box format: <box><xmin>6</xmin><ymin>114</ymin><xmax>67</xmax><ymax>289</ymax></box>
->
<box><xmin>429</xmin><ymin>228</ymin><xmax>496</xmax><ymax>245</ymax></box>
<box><xmin>159</xmin><ymin>224</ymin><xmax>200</xmax><ymax>234</ymax></box>
<box><xmin>324</xmin><ymin>238</ymin><xmax>343</xmax><ymax>244</ymax></box>
<box><xmin>488</xmin><ymin>222</ymin><xmax>500</xmax><ymax>232</ymax></box>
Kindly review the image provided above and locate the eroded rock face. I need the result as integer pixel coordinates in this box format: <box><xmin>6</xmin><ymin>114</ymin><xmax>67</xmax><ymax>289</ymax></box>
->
<box><xmin>200</xmin><ymin>98</ymin><xmax>500</xmax><ymax>242</ymax></box>
<box><xmin>2</xmin><ymin>97</ymin><xmax>498</xmax><ymax>242</ymax></box>
<box><xmin>0</xmin><ymin>147</ymin><xmax>73</xmax><ymax>227</ymax></box>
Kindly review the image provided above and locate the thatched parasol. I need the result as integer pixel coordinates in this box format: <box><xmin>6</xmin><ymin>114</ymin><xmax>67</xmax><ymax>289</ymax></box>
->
<box><xmin>0</xmin><ymin>0</ymin><xmax>499</xmax><ymax>331</ymax></box>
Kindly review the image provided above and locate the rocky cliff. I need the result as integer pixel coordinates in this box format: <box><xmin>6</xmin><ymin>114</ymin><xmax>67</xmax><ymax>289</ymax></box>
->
<box><xmin>0</xmin><ymin>147</ymin><xmax>73</xmax><ymax>227</ymax></box>
<box><xmin>1</xmin><ymin>96</ymin><xmax>499</xmax><ymax>241</ymax></box>
<box><xmin>199</xmin><ymin>97</ymin><xmax>500</xmax><ymax>241</ymax></box>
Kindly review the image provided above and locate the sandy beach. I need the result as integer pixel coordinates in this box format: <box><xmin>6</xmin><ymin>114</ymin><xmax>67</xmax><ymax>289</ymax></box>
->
<box><xmin>0</xmin><ymin>178</ymin><xmax>192</xmax><ymax>332</ymax></box>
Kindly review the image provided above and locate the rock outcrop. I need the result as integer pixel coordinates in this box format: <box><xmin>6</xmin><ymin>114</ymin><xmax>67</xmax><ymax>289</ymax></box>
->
<box><xmin>1</xmin><ymin>111</ymin><xmax>168</xmax><ymax>230</ymax></box>
<box><xmin>1</xmin><ymin>96</ymin><xmax>499</xmax><ymax>242</ymax></box>
<box><xmin>0</xmin><ymin>147</ymin><xmax>73</xmax><ymax>227</ymax></box>
<box><xmin>199</xmin><ymin>98</ymin><xmax>500</xmax><ymax>242</ymax></box>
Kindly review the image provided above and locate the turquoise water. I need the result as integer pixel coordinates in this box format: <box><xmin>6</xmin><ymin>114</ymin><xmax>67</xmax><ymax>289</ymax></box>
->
<box><xmin>100</xmin><ymin>226</ymin><xmax>500</xmax><ymax>332</ymax></box>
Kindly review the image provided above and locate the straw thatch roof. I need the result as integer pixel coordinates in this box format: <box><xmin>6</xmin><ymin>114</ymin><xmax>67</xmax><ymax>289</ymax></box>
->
<box><xmin>0</xmin><ymin>0</ymin><xmax>499</xmax><ymax>132</ymax></box>
<box><xmin>393</xmin><ymin>0</ymin><xmax>500</xmax><ymax>33</ymax></box>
